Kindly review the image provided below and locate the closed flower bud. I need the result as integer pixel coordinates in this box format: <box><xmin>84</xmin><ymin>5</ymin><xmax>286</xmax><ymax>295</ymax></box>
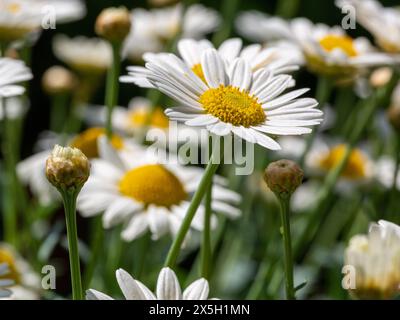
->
<box><xmin>95</xmin><ymin>7</ymin><xmax>131</xmax><ymax>43</ymax></box>
<box><xmin>46</xmin><ymin>145</ymin><xmax>90</xmax><ymax>192</ymax></box>
<box><xmin>42</xmin><ymin>66</ymin><xmax>77</xmax><ymax>95</ymax></box>
<box><xmin>263</xmin><ymin>159</ymin><xmax>303</xmax><ymax>199</ymax></box>
<box><xmin>370</xmin><ymin>67</ymin><xmax>393</xmax><ymax>88</ymax></box>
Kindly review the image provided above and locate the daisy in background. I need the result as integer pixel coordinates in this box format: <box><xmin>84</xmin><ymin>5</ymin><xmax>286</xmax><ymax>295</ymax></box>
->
<box><xmin>77</xmin><ymin>137</ymin><xmax>241</xmax><ymax>242</ymax></box>
<box><xmin>84</xmin><ymin>97</ymin><xmax>170</xmax><ymax>137</ymax></box>
<box><xmin>236</xmin><ymin>12</ymin><xmax>397</xmax><ymax>79</ymax></box>
<box><xmin>277</xmin><ymin>136</ymin><xmax>374</xmax><ymax>191</ymax></box>
<box><xmin>0</xmin><ymin>243</ymin><xmax>41</xmax><ymax>300</ymax></box>
<box><xmin>124</xmin><ymin>48</ymin><xmax>322</xmax><ymax>150</ymax></box>
<box><xmin>0</xmin><ymin>0</ymin><xmax>43</xmax><ymax>43</ymax></box>
<box><xmin>336</xmin><ymin>0</ymin><xmax>400</xmax><ymax>54</ymax></box>
<box><xmin>123</xmin><ymin>4</ymin><xmax>220</xmax><ymax>62</ymax></box>
<box><xmin>53</xmin><ymin>35</ymin><xmax>112</xmax><ymax>75</ymax></box>
<box><xmin>344</xmin><ymin>220</ymin><xmax>400</xmax><ymax>299</ymax></box>
<box><xmin>87</xmin><ymin>267</ymin><xmax>215</xmax><ymax>300</ymax></box>
<box><xmin>17</xmin><ymin>127</ymin><xmax>127</xmax><ymax>206</ymax></box>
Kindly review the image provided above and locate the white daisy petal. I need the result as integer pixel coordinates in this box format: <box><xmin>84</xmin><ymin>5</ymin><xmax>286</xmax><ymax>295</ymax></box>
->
<box><xmin>183</xmin><ymin>278</ymin><xmax>209</xmax><ymax>300</ymax></box>
<box><xmin>122</xmin><ymin>213</ymin><xmax>149</xmax><ymax>241</ymax></box>
<box><xmin>86</xmin><ymin>289</ymin><xmax>114</xmax><ymax>300</ymax></box>
<box><xmin>156</xmin><ymin>267</ymin><xmax>182</xmax><ymax>300</ymax></box>
<box><xmin>116</xmin><ymin>268</ymin><xmax>153</xmax><ymax>300</ymax></box>
<box><xmin>228</xmin><ymin>58</ymin><xmax>252</xmax><ymax>91</ymax></box>
<box><xmin>201</xmin><ymin>49</ymin><xmax>228</xmax><ymax>88</ymax></box>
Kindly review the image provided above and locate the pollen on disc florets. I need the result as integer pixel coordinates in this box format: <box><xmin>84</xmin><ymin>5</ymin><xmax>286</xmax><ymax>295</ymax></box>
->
<box><xmin>199</xmin><ymin>85</ymin><xmax>266</xmax><ymax>127</ymax></box>
<box><xmin>119</xmin><ymin>164</ymin><xmax>187</xmax><ymax>207</ymax></box>
<box><xmin>46</xmin><ymin>145</ymin><xmax>90</xmax><ymax>192</ymax></box>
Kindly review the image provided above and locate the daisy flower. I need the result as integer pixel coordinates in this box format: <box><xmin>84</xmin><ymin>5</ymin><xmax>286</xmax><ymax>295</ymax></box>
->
<box><xmin>124</xmin><ymin>48</ymin><xmax>322</xmax><ymax>150</ymax></box>
<box><xmin>77</xmin><ymin>137</ymin><xmax>241</xmax><ymax>241</ymax></box>
<box><xmin>236</xmin><ymin>12</ymin><xmax>397</xmax><ymax>78</ymax></box>
<box><xmin>0</xmin><ymin>0</ymin><xmax>43</xmax><ymax>43</ymax></box>
<box><xmin>0</xmin><ymin>243</ymin><xmax>41</xmax><ymax>300</ymax></box>
<box><xmin>87</xmin><ymin>267</ymin><xmax>215</xmax><ymax>300</ymax></box>
<box><xmin>0</xmin><ymin>57</ymin><xmax>32</xmax><ymax>97</ymax></box>
<box><xmin>277</xmin><ymin>136</ymin><xmax>374</xmax><ymax>191</ymax></box>
<box><xmin>123</xmin><ymin>4</ymin><xmax>220</xmax><ymax>61</ymax></box>
<box><xmin>53</xmin><ymin>35</ymin><xmax>112</xmax><ymax>75</ymax></box>
<box><xmin>336</xmin><ymin>0</ymin><xmax>400</xmax><ymax>54</ymax></box>
<box><xmin>345</xmin><ymin>220</ymin><xmax>400</xmax><ymax>299</ymax></box>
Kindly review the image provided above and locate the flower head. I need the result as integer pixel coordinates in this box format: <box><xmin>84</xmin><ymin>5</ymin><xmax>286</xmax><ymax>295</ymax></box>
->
<box><xmin>87</xmin><ymin>267</ymin><xmax>214</xmax><ymax>300</ymax></box>
<box><xmin>46</xmin><ymin>145</ymin><xmax>90</xmax><ymax>192</ymax></box>
<box><xmin>124</xmin><ymin>48</ymin><xmax>322</xmax><ymax>150</ymax></box>
<box><xmin>345</xmin><ymin>220</ymin><xmax>400</xmax><ymax>299</ymax></box>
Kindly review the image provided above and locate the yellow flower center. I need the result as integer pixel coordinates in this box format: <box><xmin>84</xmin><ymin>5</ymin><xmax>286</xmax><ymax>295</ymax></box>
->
<box><xmin>119</xmin><ymin>164</ymin><xmax>187</xmax><ymax>207</ymax></box>
<box><xmin>319</xmin><ymin>34</ymin><xmax>357</xmax><ymax>57</ymax></box>
<box><xmin>319</xmin><ymin>144</ymin><xmax>367</xmax><ymax>179</ymax></box>
<box><xmin>199</xmin><ymin>85</ymin><xmax>266</xmax><ymax>127</ymax></box>
<box><xmin>191</xmin><ymin>63</ymin><xmax>206</xmax><ymax>83</ymax></box>
<box><xmin>0</xmin><ymin>248</ymin><xmax>19</xmax><ymax>284</ymax></box>
<box><xmin>69</xmin><ymin>127</ymin><xmax>123</xmax><ymax>159</ymax></box>
<box><xmin>128</xmin><ymin>107</ymin><xmax>169</xmax><ymax>129</ymax></box>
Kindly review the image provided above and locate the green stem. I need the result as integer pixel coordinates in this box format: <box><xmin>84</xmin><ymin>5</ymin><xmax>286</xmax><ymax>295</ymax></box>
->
<box><xmin>387</xmin><ymin>136</ymin><xmax>400</xmax><ymax>220</ymax></box>
<box><xmin>212</xmin><ymin>0</ymin><xmax>241</xmax><ymax>46</ymax></box>
<box><xmin>1</xmin><ymin>98</ymin><xmax>18</xmax><ymax>246</ymax></box>
<box><xmin>105</xmin><ymin>42</ymin><xmax>121</xmax><ymax>139</ymax></box>
<box><xmin>275</xmin><ymin>0</ymin><xmax>300</xmax><ymax>18</ymax></box>
<box><xmin>61</xmin><ymin>190</ymin><xmax>83</xmax><ymax>300</ymax></box>
<box><xmin>278</xmin><ymin>196</ymin><xmax>295</xmax><ymax>300</ymax></box>
<box><xmin>83</xmin><ymin>216</ymin><xmax>103</xmax><ymax>288</ymax></box>
<box><xmin>299</xmin><ymin>76</ymin><xmax>332</xmax><ymax>167</ymax></box>
<box><xmin>50</xmin><ymin>94</ymin><xmax>69</xmax><ymax>134</ymax></box>
<box><xmin>200</xmin><ymin>182</ymin><xmax>212</xmax><ymax>279</ymax></box>
<box><xmin>164</xmin><ymin>148</ymin><xmax>221</xmax><ymax>268</ymax></box>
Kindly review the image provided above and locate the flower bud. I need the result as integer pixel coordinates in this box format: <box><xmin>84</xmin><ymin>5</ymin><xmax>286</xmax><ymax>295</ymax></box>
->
<box><xmin>263</xmin><ymin>159</ymin><xmax>303</xmax><ymax>199</ymax></box>
<box><xmin>46</xmin><ymin>145</ymin><xmax>90</xmax><ymax>192</ymax></box>
<box><xmin>95</xmin><ymin>7</ymin><xmax>131</xmax><ymax>43</ymax></box>
<box><xmin>370</xmin><ymin>67</ymin><xmax>393</xmax><ymax>88</ymax></box>
<box><xmin>42</xmin><ymin>66</ymin><xmax>77</xmax><ymax>95</ymax></box>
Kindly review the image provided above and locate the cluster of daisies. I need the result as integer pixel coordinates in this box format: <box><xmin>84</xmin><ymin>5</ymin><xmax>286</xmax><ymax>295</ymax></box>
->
<box><xmin>0</xmin><ymin>0</ymin><xmax>400</xmax><ymax>300</ymax></box>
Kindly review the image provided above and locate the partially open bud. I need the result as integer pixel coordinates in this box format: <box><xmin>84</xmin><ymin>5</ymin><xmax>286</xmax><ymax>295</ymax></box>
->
<box><xmin>42</xmin><ymin>66</ymin><xmax>77</xmax><ymax>96</ymax></box>
<box><xmin>46</xmin><ymin>145</ymin><xmax>90</xmax><ymax>192</ymax></box>
<box><xmin>370</xmin><ymin>67</ymin><xmax>393</xmax><ymax>88</ymax></box>
<box><xmin>95</xmin><ymin>7</ymin><xmax>131</xmax><ymax>43</ymax></box>
<box><xmin>263</xmin><ymin>159</ymin><xmax>303</xmax><ymax>199</ymax></box>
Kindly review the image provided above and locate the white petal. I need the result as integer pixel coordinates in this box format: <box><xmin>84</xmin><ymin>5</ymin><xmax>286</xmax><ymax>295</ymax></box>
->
<box><xmin>148</xmin><ymin>206</ymin><xmax>170</xmax><ymax>240</ymax></box>
<box><xmin>121</xmin><ymin>213</ymin><xmax>148</xmax><ymax>241</ymax></box>
<box><xmin>228</xmin><ymin>58</ymin><xmax>252</xmax><ymax>91</ymax></box>
<box><xmin>201</xmin><ymin>49</ymin><xmax>228</xmax><ymax>88</ymax></box>
<box><xmin>102</xmin><ymin>198</ymin><xmax>140</xmax><ymax>228</ymax></box>
<box><xmin>86</xmin><ymin>289</ymin><xmax>114</xmax><ymax>300</ymax></box>
<box><xmin>156</xmin><ymin>267</ymin><xmax>182</xmax><ymax>300</ymax></box>
<box><xmin>116</xmin><ymin>269</ymin><xmax>154</xmax><ymax>300</ymax></box>
<box><xmin>183</xmin><ymin>278</ymin><xmax>209</xmax><ymax>300</ymax></box>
